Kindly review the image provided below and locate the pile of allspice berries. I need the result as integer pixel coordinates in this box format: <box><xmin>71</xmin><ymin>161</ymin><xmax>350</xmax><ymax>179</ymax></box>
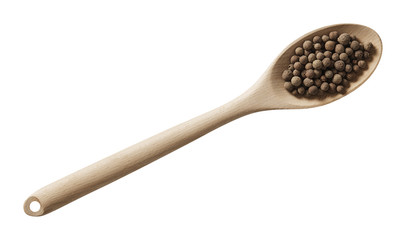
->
<box><xmin>282</xmin><ymin>31</ymin><xmax>373</xmax><ymax>97</ymax></box>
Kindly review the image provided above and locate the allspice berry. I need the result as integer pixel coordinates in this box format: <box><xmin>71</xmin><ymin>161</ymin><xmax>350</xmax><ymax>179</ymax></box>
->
<box><xmin>320</xmin><ymin>82</ymin><xmax>329</xmax><ymax>91</ymax></box>
<box><xmin>345</xmin><ymin>47</ymin><xmax>353</xmax><ymax>56</ymax></box>
<box><xmin>308</xmin><ymin>86</ymin><xmax>319</xmax><ymax>96</ymax></box>
<box><xmin>282</xmin><ymin>31</ymin><xmax>373</xmax><ymax>98</ymax></box>
<box><xmin>303</xmin><ymin>40</ymin><xmax>313</xmax><ymax>50</ymax></box>
<box><xmin>332</xmin><ymin>53</ymin><xmax>339</xmax><ymax>61</ymax></box>
<box><xmin>364</xmin><ymin>42</ymin><xmax>373</xmax><ymax>52</ymax></box>
<box><xmin>354</xmin><ymin>50</ymin><xmax>363</xmax><ymax>60</ymax></box>
<box><xmin>291</xmin><ymin>76</ymin><xmax>302</xmax><ymax>87</ymax></box>
<box><xmin>336</xmin><ymin>85</ymin><xmax>345</xmax><ymax>93</ymax></box>
<box><xmin>294</xmin><ymin>62</ymin><xmax>303</xmax><ymax>70</ymax></box>
<box><xmin>345</xmin><ymin>64</ymin><xmax>352</xmax><ymax>73</ymax></box>
<box><xmin>308</xmin><ymin>53</ymin><xmax>316</xmax><ymax>62</ymax></box>
<box><xmin>316</xmin><ymin>52</ymin><xmax>324</xmax><ymax>60</ymax></box>
<box><xmin>303</xmin><ymin>78</ymin><xmax>314</xmax><ymax>87</ymax></box>
<box><xmin>350</xmin><ymin>40</ymin><xmax>360</xmax><ymax>50</ymax></box>
<box><xmin>324</xmin><ymin>51</ymin><xmax>332</xmax><ymax>58</ymax></box>
<box><xmin>332</xmin><ymin>74</ymin><xmax>343</xmax><ymax>84</ymax></box>
<box><xmin>325</xmin><ymin>40</ymin><xmax>336</xmax><ymax>51</ymax></box>
<box><xmin>322</xmin><ymin>58</ymin><xmax>331</xmax><ymax>68</ymax></box>
<box><xmin>282</xmin><ymin>70</ymin><xmax>293</xmax><ymax>80</ymax></box>
<box><xmin>334</xmin><ymin>60</ymin><xmax>345</xmax><ymax>72</ymax></box>
<box><xmin>329</xmin><ymin>31</ymin><xmax>339</xmax><ymax>41</ymax></box>
<box><xmin>314</xmin><ymin>69</ymin><xmax>322</xmax><ymax>78</ymax></box>
<box><xmin>305</xmin><ymin>69</ymin><xmax>315</xmax><ymax>78</ymax></box>
<box><xmin>353</xmin><ymin>65</ymin><xmax>360</xmax><ymax>73</ymax></box>
<box><xmin>337</xmin><ymin>33</ymin><xmax>351</xmax><ymax>46</ymax></box>
<box><xmin>325</xmin><ymin>70</ymin><xmax>333</xmax><ymax>79</ymax></box>
<box><xmin>298</xmin><ymin>87</ymin><xmax>305</xmax><ymax>95</ymax></box>
<box><xmin>290</xmin><ymin>55</ymin><xmax>299</xmax><ymax>63</ymax></box>
<box><xmin>284</xmin><ymin>82</ymin><xmax>294</xmax><ymax>92</ymax></box>
<box><xmin>312</xmin><ymin>60</ymin><xmax>323</xmax><ymax>70</ymax></box>
<box><xmin>299</xmin><ymin>55</ymin><xmax>308</xmax><ymax>65</ymax></box>
<box><xmin>339</xmin><ymin>53</ymin><xmax>348</xmax><ymax>61</ymax></box>
<box><xmin>313</xmin><ymin>35</ymin><xmax>322</xmax><ymax>43</ymax></box>
<box><xmin>329</xmin><ymin>83</ymin><xmax>337</xmax><ymax>93</ymax></box>
<box><xmin>358</xmin><ymin>60</ymin><xmax>366</xmax><ymax>68</ymax></box>
<box><xmin>295</xmin><ymin>47</ymin><xmax>304</xmax><ymax>56</ymax></box>
<box><xmin>346</xmin><ymin>72</ymin><xmax>355</xmax><ymax>80</ymax></box>
<box><xmin>335</xmin><ymin>44</ymin><xmax>345</xmax><ymax>54</ymax></box>
<box><xmin>301</xmin><ymin>70</ymin><xmax>306</xmax><ymax>78</ymax></box>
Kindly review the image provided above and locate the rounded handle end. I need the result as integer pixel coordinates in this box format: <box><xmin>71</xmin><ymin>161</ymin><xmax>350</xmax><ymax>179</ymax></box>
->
<box><xmin>24</xmin><ymin>196</ymin><xmax>45</xmax><ymax>217</ymax></box>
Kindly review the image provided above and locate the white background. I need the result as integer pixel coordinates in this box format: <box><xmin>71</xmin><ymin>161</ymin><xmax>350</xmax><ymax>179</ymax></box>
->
<box><xmin>0</xmin><ymin>0</ymin><xmax>405</xmax><ymax>239</ymax></box>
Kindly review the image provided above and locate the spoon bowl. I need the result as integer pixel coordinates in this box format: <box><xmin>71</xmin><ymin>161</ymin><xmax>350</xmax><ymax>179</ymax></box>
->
<box><xmin>247</xmin><ymin>23</ymin><xmax>382</xmax><ymax>110</ymax></box>
<box><xmin>24</xmin><ymin>23</ymin><xmax>382</xmax><ymax>216</ymax></box>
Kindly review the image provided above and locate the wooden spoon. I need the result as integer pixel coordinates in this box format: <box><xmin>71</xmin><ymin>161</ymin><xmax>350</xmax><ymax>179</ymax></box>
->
<box><xmin>24</xmin><ymin>23</ymin><xmax>382</xmax><ymax>216</ymax></box>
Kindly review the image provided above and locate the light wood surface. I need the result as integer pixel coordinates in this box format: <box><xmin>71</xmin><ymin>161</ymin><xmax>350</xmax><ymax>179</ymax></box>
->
<box><xmin>24</xmin><ymin>23</ymin><xmax>382</xmax><ymax>216</ymax></box>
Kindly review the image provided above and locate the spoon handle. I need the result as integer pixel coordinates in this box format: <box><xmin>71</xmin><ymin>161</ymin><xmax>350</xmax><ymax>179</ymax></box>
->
<box><xmin>24</xmin><ymin>93</ymin><xmax>257</xmax><ymax>216</ymax></box>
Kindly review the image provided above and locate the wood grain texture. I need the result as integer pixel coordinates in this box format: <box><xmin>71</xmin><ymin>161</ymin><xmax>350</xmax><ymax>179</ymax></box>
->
<box><xmin>24</xmin><ymin>23</ymin><xmax>382</xmax><ymax>216</ymax></box>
